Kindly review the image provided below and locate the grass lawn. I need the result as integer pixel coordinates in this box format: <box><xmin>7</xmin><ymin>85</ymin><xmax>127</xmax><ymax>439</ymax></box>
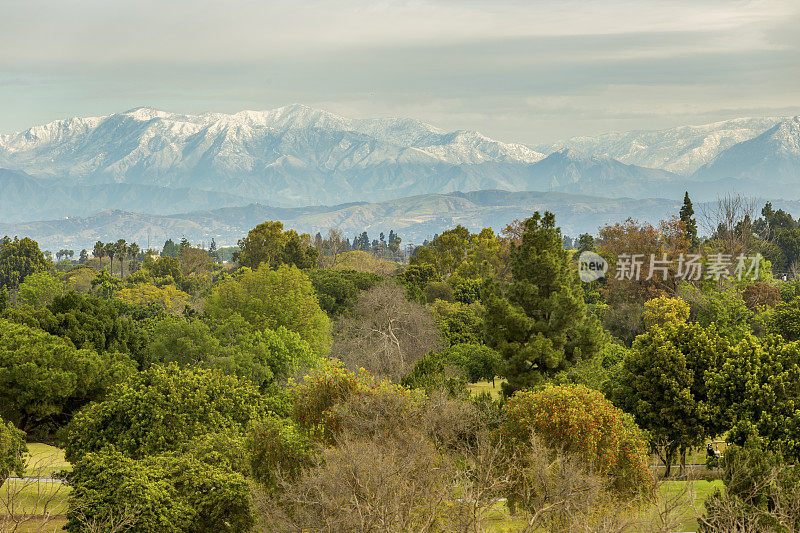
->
<box><xmin>24</xmin><ymin>443</ymin><xmax>72</xmax><ymax>478</ymax></box>
<box><xmin>468</xmin><ymin>379</ymin><xmax>504</xmax><ymax>399</ymax></box>
<box><xmin>0</xmin><ymin>478</ymin><xmax>70</xmax><ymax>530</ymax></box>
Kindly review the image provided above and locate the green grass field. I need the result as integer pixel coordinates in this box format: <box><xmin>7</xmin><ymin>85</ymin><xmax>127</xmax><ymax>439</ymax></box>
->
<box><xmin>24</xmin><ymin>443</ymin><xmax>71</xmax><ymax>478</ymax></box>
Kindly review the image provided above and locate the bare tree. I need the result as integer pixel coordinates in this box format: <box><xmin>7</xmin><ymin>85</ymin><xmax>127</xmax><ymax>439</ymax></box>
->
<box><xmin>324</xmin><ymin>228</ymin><xmax>346</xmax><ymax>268</ymax></box>
<box><xmin>700</xmin><ymin>195</ymin><xmax>759</xmax><ymax>257</ymax></box>
<box><xmin>331</xmin><ymin>281</ymin><xmax>442</xmax><ymax>381</ymax></box>
<box><xmin>1</xmin><ymin>453</ymin><xmax>68</xmax><ymax>533</ymax></box>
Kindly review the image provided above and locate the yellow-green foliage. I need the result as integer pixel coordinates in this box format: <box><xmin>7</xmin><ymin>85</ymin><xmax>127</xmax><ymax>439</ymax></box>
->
<box><xmin>115</xmin><ymin>283</ymin><xmax>191</xmax><ymax>314</ymax></box>
<box><xmin>334</xmin><ymin>251</ymin><xmax>398</xmax><ymax>276</ymax></box>
<box><xmin>643</xmin><ymin>295</ymin><xmax>690</xmax><ymax>328</ymax></box>
<box><xmin>206</xmin><ymin>265</ymin><xmax>331</xmax><ymax>354</ymax></box>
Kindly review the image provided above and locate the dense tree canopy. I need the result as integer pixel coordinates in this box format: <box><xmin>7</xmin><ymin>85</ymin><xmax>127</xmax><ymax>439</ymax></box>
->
<box><xmin>0</xmin><ymin>318</ymin><xmax>135</xmax><ymax>435</ymax></box>
<box><xmin>65</xmin><ymin>364</ymin><xmax>265</xmax><ymax>462</ymax></box>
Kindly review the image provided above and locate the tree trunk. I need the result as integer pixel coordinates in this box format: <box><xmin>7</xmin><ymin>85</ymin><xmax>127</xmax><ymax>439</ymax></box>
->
<box><xmin>679</xmin><ymin>446</ymin><xmax>687</xmax><ymax>478</ymax></box>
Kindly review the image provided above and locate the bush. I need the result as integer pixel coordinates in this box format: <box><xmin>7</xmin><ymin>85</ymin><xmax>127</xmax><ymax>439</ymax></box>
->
<box><xmin>67</xmin><ymin>448</ymin><xmax>254</xmax><ymax>533</ymax></box>
<box><xmin>65</xmin><ymin>364</ymin><xmax>264</xmax><ymax>462</ymax></box>
<box><xmin>246</xmin><ymin>415</ymin><xmax>314</xmax><ymax>490</ymax></box>
<box><xmin>701</xmin><ymin>439</ymin><xmax>800</xmax><ymax>532</ymax></box>
<box><xmin>0</xmin><ymin>417</ymin><xmax>26</xmax><ymax>487</ymax></box>
<box><xmin>499</xmin><ymin>384</ymin><xmax>653</xmax><ymax>498</ymax></box>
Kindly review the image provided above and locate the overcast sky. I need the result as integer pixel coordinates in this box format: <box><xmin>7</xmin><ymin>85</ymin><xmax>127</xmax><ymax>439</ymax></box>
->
<box><xmin>1</xmin><ymin>0</ymin><xmax>798</xmax><ymax>143</ymax></box>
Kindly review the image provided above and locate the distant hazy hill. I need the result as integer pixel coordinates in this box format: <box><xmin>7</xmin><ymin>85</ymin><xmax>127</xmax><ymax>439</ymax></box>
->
<box><xmin>0</xmin><ymin>189</ymin><xmax>687</xmax><ymax>251</ymax></box>
<box><xmin>0</xmin><ymin>168</ymin><xmax>251</xmax><ymax>222</ymax></box>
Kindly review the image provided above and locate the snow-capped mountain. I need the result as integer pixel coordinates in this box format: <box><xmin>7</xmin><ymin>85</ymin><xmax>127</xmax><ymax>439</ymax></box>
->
<box><xmin>694</xmin><ymin>117</ymin><xmax>800</xmax><ymax>183</ymax></box>
<box><xmin>1</xmin><ymin>105</ymin><xmax>799</xmax><ymax>225</ymax></box>
<box><xmin>0</xmin><ymin>104</ymin><xmax>546</xmax><ymax>208</ymax></box>
<box><xmin>538</xmin><ymin>117</ymin><xmax>784</xmax><ymax>175</ymax></box>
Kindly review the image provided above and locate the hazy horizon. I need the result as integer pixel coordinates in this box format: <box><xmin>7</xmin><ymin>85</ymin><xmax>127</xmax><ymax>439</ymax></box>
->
<box><xmin>1</xmin><ymin>0</ymin><xmax>798</xmax><ymax>144</ymax></box>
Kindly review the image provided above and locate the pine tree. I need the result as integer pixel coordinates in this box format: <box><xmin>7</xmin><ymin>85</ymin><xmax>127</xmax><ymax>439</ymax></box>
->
<box><xmin>680</xmin><ymin>191</ymin><xmax>699</xmax><ymax>249</ymax></box>
<box><xmin>209</xmin><ymin>238</ymin><xmax>218</xmax><ymax>262</ymax></box>
<box><xmin>485</xmin><ymin>211</ymin><xmax>603</xmax><ymax>395</ymax></box>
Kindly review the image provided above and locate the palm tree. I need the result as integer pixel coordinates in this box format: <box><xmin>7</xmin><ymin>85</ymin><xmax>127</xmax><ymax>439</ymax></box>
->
<box><xmin>93</xmin><ymin>241</ymin><xmax>104</xmax><ymax>265</ymax></box>
<box><xmin>128</xmin><ymin>242</ymin><xmax>140</xmax><ymax>272</ymax></box>
<box><xmin>115</xmin><ymin>239</ymin><xmax>127</xmax><ymax>278</ymax></box>
<box><xmin>104</xmin><ymin>242</ymin><xmax>116</xmax><ymax>277</ymax></box>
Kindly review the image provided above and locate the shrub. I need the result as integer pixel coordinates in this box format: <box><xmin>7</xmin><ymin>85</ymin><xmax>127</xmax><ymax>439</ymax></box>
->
<box><xmin>499</xmin><ymin>384</ymin><xmax>653</xmax><ymax>497</ymax></box>
<box><xmin>0</xmin><ymin>417</ymin><xmax>26</xmax><ymax>487</ymax></box>
<box><xmin>65</xmin><ymin>364</ymin><xmax>264</xmax><ymax>462</ymax></box>
<box><xmin>246</xmin><ymin>415</ymin><xmax>314</xmax><ymax>490</ymax></box>
<box><xmin>67</xmin><ymin>448</ymin><xmax>254</xmax><ymax>533</ymax></box>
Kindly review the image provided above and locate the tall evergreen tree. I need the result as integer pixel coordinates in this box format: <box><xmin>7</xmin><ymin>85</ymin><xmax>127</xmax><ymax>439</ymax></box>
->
<box><xmin>485</xmin><ymin>211</ymin><xmax>603</xmax><ymax>396</ymax></box>
<box><xmin>679</xmin><ymin>191</ymin><xmax>699</xmax><ymax>249</ymax></box>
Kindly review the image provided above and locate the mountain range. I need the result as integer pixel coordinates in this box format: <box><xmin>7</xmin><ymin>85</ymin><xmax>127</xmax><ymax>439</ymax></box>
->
<box><xmin>1</xmin><ymin>106</ymin><xmax>799</xmax><ymax>222</ymax></box>
<box><xmin>0</xmin><ymin>105</ymin><xmax>799</xmax><ymax>247</ymax></box>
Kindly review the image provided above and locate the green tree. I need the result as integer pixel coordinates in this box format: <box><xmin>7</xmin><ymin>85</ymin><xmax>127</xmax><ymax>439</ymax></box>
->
<box><xmin>607</xmin><ymin>297</ymin><xmax>728</xmax><ymax>476</ymax></box>
<box><xmin>4</xmin><ymin>291</ymin><xmax>148</xmax><ymax>366</ymax></box>
<box><xmin>0</xmin><ymin>416</ymin><xmax>27</xmax><ymax>487</ymax></box>
<box><xmin>236</xmin><ymin>220</ymin><xmax>288</xmax><ymax>269</ymax></box>
<box><xmin>0</xmin><ymin>236</ymin><xmax>49</xmax><ymax>291</ymax></box>
<box><xmin>707</xmin><ymin>335</ymin><xmax>800</xmax><ymax>461</ymax></box>
<box><xmin>430</xmin><ymin>299</ymin><xmax>485</xmax><ymax>346</ymax></box>
<box><xmin>67</xmin><ymin>448</ymin><xmax>254</xmax><ymax>533</ymax></box>
<box><xmin>485</xmin><ymin>211</ymin><xmax>603</xmax><ymax>395</ymax></box>
<box><xmin>16</xmin><ymin>271</ymin><xmax>69</xmax><ymax>308</ymax></box>
<box><xmin>0</xmin><ymin>318</ymin><xmax>135</xmax><ymax>435</ymax></box>
<box><xmin>92</xmin><ymin>241</ymin><xmax>104</xmax><ymax>264</ymax></box>
<box><xmin>679</xmin><ymin>191</ymin><xmax>699</xmax><ymax>249</ymax></box>
<box><xmin>206</xmin><ymin>264</ymin><xmax>331</xmax><ymax>354</ymax></box>
<box><xmin>306</xmin><ymin>268</ymin><xmax>382</xmax><ymax>316</ymax></box>
<box><xmin>65</xmin><ymin>364</ymin><xmax>264</xmax><ymax>462</ymax></box>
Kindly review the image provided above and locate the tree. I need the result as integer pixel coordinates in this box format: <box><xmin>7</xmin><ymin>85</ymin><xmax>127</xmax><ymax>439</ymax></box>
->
<box><xmin>607</xmin><ymin>296</ymin><xmax>728</xmax><ymax>476</ymax></box>
<box><xmin>65</xmin><ymin>364</ymin><xmax>265</xmax><ymax>462</ymax></box>
<box><xmin>0</xmin><ymin>236</ymin><xmax>48</xmax><ymax>291</ymax></box>
<box><xmin>5</xmin><ymin>291</ymin><xmax>148</xmax><ymax>364</ymax></box>
<box><xmin>498</xmin><ymin>384</ymin><xmax>653</xmax><ymax>502</ymax></box>
<box><xmin>0</xmin><ymin>318</ymin><xmax>135</xmax><ymax>435</ymax></box>
<box><xmin>103</xmin><ymin>242</ymin><xmax>116</xmax><ymax>277</ymax></box>
<box><xmin>67</xmin><ymin>448</ymin><xmax>254</xmax><ymax>533</ymax></box>
<box><xmin>237</xmin><ymin>220</ymin><xmax>288</xmax><ymax>269</ymax></box>
<box><xmin>115</xmin><ymin>239</ymin><xmax>127</xmax><ymax>278</ymax></box>
<box><xmin>92</xmin><ymin>241</ymin><xmax>104</xmax><ymax>264</ymax></box>
<box><xmin>16</xmin><ymin>271</ymin><xmax>69</xmax><ymax>308</ymax></box>
<box><xmin>680</xmin><ymin>191</ymin><xmax>699</xmax><ymax>250</ymax></box>
<box><xmin>485</xmin><ymin>211</ymin><xmax>603</xmax><ymax>395</ymax></box>
<box><xmin>330</xmin><ymin>281</ymin><xmax>442</xmax><ymax>381</ymax></box>
<box><xmin>208</xmin><ymin>238</ymin><xmax>219</xmax><ymax>263</ymax></box>
<box><xmin>79</xmin><ymin>249</ymin><xmax>89</xmax><ymax>263</ymax></box>
<box><xmin>206</xmin><ymin>264</ymin><xmax>331</xmax><ymax>354</ymax></box>
<box><xmin>306</xmin><ymin>268</ymin><xmax>382</xmax><ymax>316</ymax></box>
<box><xmin>161</xmin><ymin>239</ymin><xmax>181</xmax><ymax>258</ymax></box>
<box><xmin>128</xmin><ymin>242</ymin><xmax>140</xmax><ymax>271</ymax></box>
<box><xmin>0</xmin><ymin>416</ymin><xmax>26</xmax><ymax>488</ymax></box>
<box><xmin>707</xmin><ymin>335</ymin><xmax>800</xmax><ymax>461</ymax></box>
<box><xmin>430</xmin><ymin>300</ymin><xmax>485</xmax><ymax>346</ymax></box>
<box><xmin>410</xmin><ymin>225</ymin><xmax>471</xmax><ymax>278</ymax></box>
